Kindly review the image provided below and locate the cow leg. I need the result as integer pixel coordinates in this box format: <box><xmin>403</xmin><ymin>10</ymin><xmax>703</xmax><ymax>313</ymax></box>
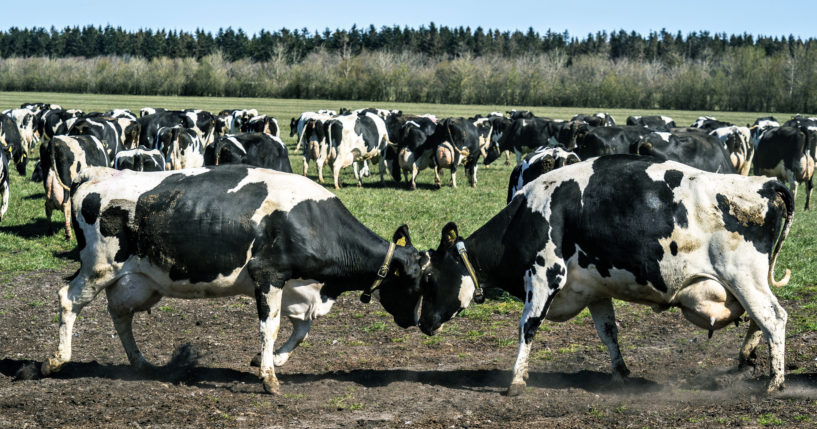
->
<box><xmin>62</xmin><ymin>201</ymin><xmax>73</xmax><ymax>241</ymax></box>
<box><xmin>433</xmin><ymin>166</ymin><xmax>442</xmax><ymax>188</ymax></box>
<box><xmin>352</xmin><ymin>162</ymin><xmax>363</xmax><ymax>187</ymax></box>
<box><xmin>738</xmin><ymin>319</ymin><xmax>762</xmax><ymax>369</ymax></box>
<box><xmin>45</xmin><ymin>203</ymin><xmax>54</xmax><ymax>235</ymax></box>
<box><xmin>805</xmin><ymin>177</ymin><xmax>813</xmax><ymax>211</ymax></box>
<box><xmin>588</xmin><ymin>299</ymin><xmax>629</xmax><ymax>380</ymax></box>
<box><xmin>302</xmin><ymin>156</ymin><xmax>309</xmax><ymax>177</ymax></box>
<box><xmin>361</xmin><ymin>160</ymin><xmax>370</xmax><ymax>177</ymax></box>
<box><xmin>734</xmin><ymin>287</ymin><xmax>787</xmax><ymax>392</ymax></box>
<box><xmin>508</xmin><ymin>258</ymin><xmax>567</xmax><ymax>396</ymax></box>
<box><xmin>41</xmin><ymin>272</ymin><xmax>111</xmax><ymax>376</ymax></box>
<box><xmin>316</xmin><ymin>154</ymin><xmax>326</xmax><ymax>184</ymax></box>
<box><xmin>410</xmin><ymin>164</ymin><xmax>419</xmax><ymax>190</ymax></box>
<box><xmin>514</xmin><ymin>148</ymin><xmax>523</xmax><ymax>165</ymax></box>
<box><xmin>450</xmin><ymin>168</ymin><xmax>457</xmax><ymax>188</ymax></box>
<box><xmin>378</xmin><ymin>157</ymin><xmax>386</xmax><ymax>184</ymax></box>
<box><xmin>106</xmin><ymin>275</ymin><xmax>162</xmax><ymax>370</ymax></box>
<box><xmin>332</xmin><ymin>159</ymin><xmax>343</xmax><ymax>189</ymax></box>
<box><xmin>249</xmin><ymin>264</ymin><xmax>286</xmax><ymax>394</ymax></box>
<box><xmin>274</xmin><ymin>318</ymin><xmax>311</xmax><ymax>366</ymax></box>
<box><xmin>467</xmin><ymin>163</ymin><xmax>478</xmax><ymax>188</ymax></box>
<box><xmin>504</xmin><ymin>150</ymin><xmax>511</xmax><ymax>166</ymax></box>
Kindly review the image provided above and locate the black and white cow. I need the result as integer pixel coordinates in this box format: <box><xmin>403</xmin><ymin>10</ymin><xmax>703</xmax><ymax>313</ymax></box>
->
<box><xmin>484</xmin><ymin>117</ymin><xmax>564</xmax><ymax>165</ymax></box>
<box><xmin>155</xmin><ymin>126</ymin><xmax>204</xmax><ymax>170</ymax></box>
<box><xmin>68</xmin><ymin>116</ymin><xmax>139</xmax><ymax>162</ymax></box>
<box><xmin>0</xmin><ymin>114</ymin><xmax>27</xmax><ymax>176</ymax></box>
<box><xmin>104</xmin><ymin>109</ymin><xmax>139</xmax><ymax>121</ymax></box>
<box><xmin>427</xmin><ymin>117</ymin><xmax>481</xmax><ymax>188</ymax></box>
<box><xmin>38</xmin><ymin>108</ymin><xmax>83</xmax><ymax>144</ymax></box>
<box><xmin>326</xmin><ymin>112</ymin><xmax>390</xmax><ymax>188</ymax></box>
<box><xmin>137</xmin><ymin>111</ymin><xmax>193</xmax><ymax>150</ymax></box>
<box><xmin>0</xmin><ymin>150</ymin><xmax>9</xmax><ymax>222</ymax></box>
<box><xmin>571</xmin><ymin>112</ymin><xmax>615</xmax><ymax>127</ymax></box>
<box><xmin>507</xmin><ymin>110</ymin><xmax>535</xmax><ymax>120</ymax></box>
<box><xmin>506</xmin><ymin>146</ymin><xmax>580</xmax><ymax>203</ymax></box>
<box><xmin>750</xmin><ymin>117</ymin><xmax>781</xmax><ymax>148</ymax></box>
<box><xmin>754</xmin><ymin>125</ymin><xmax>816</xmax><ymax>210</ymax></box>
<box><xmin>230</xmin><ymin>109</ymin><xmax>259</xmax><ymax>134</ymax></box>
<box><xmin>39</xmin><ymin>135</ymin><xmax>109</xmax><ymax>240</ymax></box>
<box><xmin>3</xmin><ymin>108</ymin><xmax>39</xmax><ymax>152</ymax></box>
<box><xmin>691</xmin><ymin>116</ymin><xmax>733</xmax><ymax>131</ymax></box>
<box><xmin>113</xmin><ymin>146</ymin><xmax>165</xmax><ymax>172</ymax></box>
<box><xmin>204</xmin><ymin>133</ymin><xmax>292</xmax><ymax>173</ymax></box>
<box><xmin>634</xmin><ymin>129</ymin><xmax>736</xmax><ymax>173</ymax></box>
<box><xmin>140</xmin><ymin>107</ymin><xmax>167</xmax><ymax>118</ymax></box>
<box><xmin>393</xmin><ymin>120</ymin><xmax>438</xmax><ymax>189</ymax></box>
<box><xmin>574</xmin><ymin>125</ymin><xmax>651</xmax><ymax>160</ymax></box>
<box><xmin>709</xmin><ymin>126</ymin><xmax>754</xmax><ymax>175</ymax></box>
<box><xmin>626</xmin><ymin>115</ymin><xmax>676</xmax><ymax>131</ymax></box>
<box><xmin>41</xmin><ymin>165</ymin><xmax>428</xmax><ymax>395</ymax></box>
<box><xmin>417</xmin><ymin>154</ymin><xmax>793</xmax><ymax>395</ymax></box>
<box><xmin>241</xmin><ymin>115</ymin><xmax>280</xmax><ymax>138</ymax></box>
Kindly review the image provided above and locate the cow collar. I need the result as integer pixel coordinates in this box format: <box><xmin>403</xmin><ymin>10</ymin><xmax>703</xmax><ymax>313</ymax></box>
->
<box><xmin>455</xmin><ymin>241</ymin><xmax>485</xmax><ymax>304</ymax></box>
<box><xmin>360</xmin><ymin>242</ymin><xmax>396</xmax><ymax>304</ymax></box>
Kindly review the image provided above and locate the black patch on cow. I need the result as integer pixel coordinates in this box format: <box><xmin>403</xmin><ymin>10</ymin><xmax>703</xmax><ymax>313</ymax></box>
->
<box><xmin>545</xmin><ymin>264</ymin><xmax>566</xmax><ymax>290</ymax></box>
<box><xmin>670</xmin><ymin>241</ymin><xmax>678</xmax><ymax>256</ymax></box>
<box><xmin>529</xmin><ymin>266</ymin><xmax>536</xmax><ymax>275</ymax></box>
<box><xmin>130</xmin><ymin>167</ymin><xmax>266</xmax><ymax>283</ymax></box>
<box><xmin>535</xmin><ymin>255</ymin><xmax>545</xmax><ymax>266</ymax></box>
<box><xmin>526</xmin><ymin>291</ymin><xmax>533</xmax><ymax>302</ymax></box>
<box><xmin>716</xmin><ymin>182</ymin><xmax>783</xmax><ymax>254</ymax></box>
<box><xmin>664</xmin><ymin>170</ymin><xmax>683</xmax><ymax>189</ymax></box>
<box><xmin>99</xmin><ymin>206</ymin><xmax>132</xmax><ymax>263</ymax></box>
<box><xmin>523</xmin><ymin>316</ymin><xmax>542</xmax><ymax>343</ymax></box>
<box><xmin>81</xmin><ymin>193</ymin><xmax>101</xmax><ymax>225</ymax></box>
<box><xmin>547</xmin><ymin>180</ymin><xmax>582</xmax><ymax>260</ymax></box>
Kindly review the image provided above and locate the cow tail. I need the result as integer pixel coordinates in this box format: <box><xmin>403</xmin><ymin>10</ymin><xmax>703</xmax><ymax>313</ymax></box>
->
<box><xmin>769</xmin><ymin>182</ymin><xmax>794</xmax><ymax>287</ymax></box>
<box><xmin>295</xmin><ymin>123</ymin><xmax>305</xmax><ymax>152</ymax></box>
<box><xmin>49</xmin><ymin>139</ymin><xmax>71</xmax><ymax>192</ymax></box>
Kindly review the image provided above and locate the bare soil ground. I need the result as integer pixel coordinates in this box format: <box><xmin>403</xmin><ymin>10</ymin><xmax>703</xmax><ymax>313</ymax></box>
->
<box><xmin>2</xmin><ymin>267</ymin><xmax>817</xmax><ymax>428</ymax></box>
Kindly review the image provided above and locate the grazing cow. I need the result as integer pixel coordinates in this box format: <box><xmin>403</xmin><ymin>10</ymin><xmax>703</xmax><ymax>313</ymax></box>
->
<box><xmin>393</xmin><ymin>121</ymin><xmax>437</xmax><ymax>189</ymax></box>
<box><xmin>326</xmin><ymin>112</ymin><xmax>390</xmax><ymax>188</ymax></box>
<box><xmin>38</xmin><ymin>109</ymin><xmax>83</xmax><ymax>144</ymax></box>
<box><xmin>427</xmin><ymin>117</ymin><xmax>481</xmax><ymax>188</ymax></box>
<box><xmin>506</xmin><ymin>146</ymin><xmax>580</xmax><ymax>203</ymax></box>
<box><xmin>484</xmin><ymin>117</ymin><xmax>564</xmax><ymax>165</ymax></box>
<box><xmin>242</xmin><ymin>115</ymin><xmax>280</xmax><ymax>137</ymax></box>
<box><xmin>0</xmin><ymin>114</ymin><xmax>27</xmax><ymax>176</ymax></box>
<box><xmin>691</xmin><ymin>116</ymin><xmax>733</xmax><ymax>131</ymax></box>
<box><xmin>626</xmin><ymin>115</ymin><xmax>676</xmax><ymax>131</ymax></box>
<box><xmin>0</xmin><ymin>151</ymin><xmax>8</xmax><ymax>222</ymax></box>
<box><xmin>634</xmin><ymin>129</ymin><xmax>736</xmax><ymax>173</ymax></box>
<box><xmin>571</xmin><ymin>112</ymin><xmax>615</xmax><ymax>127</ymax></box>
<box><xmin>68</xmin><ymin>116</ymin><xmax>139</xmax><ymax>162</ymax></box>
<box><xmin>39</xmin><ymin>135</ymin><xmax>109</xmax><ymax>240</ymax></box>
<box><xmin>574</xmin><ymin>126</ymin><xmax>651</xmax><ymax>160</ymax></box>
<box><xmin>709</xmin><ymin>126</ymin><xmax>754</xmax><ymax>175</ymax></box>
<box><xmin>417</xmin><ymin>155</ymin><xmax>793</xmax><ymax>395</ymax></box>
<box><xmin>41</xmin><ymin>165</ymin><xmax>427</xmax><ymax>395</ymax></box>
<box><xmin>105</xmin><ymin>109</ymin><xmax>138</xmax><ymax>121</ymax></box>
<box><xmin>155</xmin><ymin>126</ymin><xmax>204</xmax><ymax>170</ymax></box>
<box><xmin>113</xmin><ymin>146</ymin><xmax>165</xmax><ymax>172</ymax></box>
<box><xmin>750</xmin><ymin>116</ymin><xmax>780</xmax><ymax>147</ymax></box>
<box><xmin>3</xmin><ymin>108</ymin><xmax>39</xmax><ymax>152</ymax></box>
<box><xmin>205</xmin><ymin>133</ymin><xmax>292</xmax><ymax>173</ymax></box>
<box><xmin>754</xmin><ymin>125</ymin><xmax>816</xmax><ymax>210</ymax></box>
<box><xmin>140</xmin><ymin>107</ymin><xmax>167</xmax><ymax>117</ymax></box>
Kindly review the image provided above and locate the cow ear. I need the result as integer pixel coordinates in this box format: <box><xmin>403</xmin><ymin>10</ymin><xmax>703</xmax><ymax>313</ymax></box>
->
<box><xmin>393</xmin><ymin>224</ymin><xmax>412</xmax><ymax>247</ymax></box>
<box><xmin>439</xmin><ymin>222</ymin><xmax>459</xmax><ymax>251</ymax></box>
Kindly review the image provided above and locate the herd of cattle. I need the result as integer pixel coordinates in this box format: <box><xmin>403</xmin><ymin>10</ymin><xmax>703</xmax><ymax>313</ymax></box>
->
<box><xmin>0</xmin><ymin>102</ymin><xmax>810</xmax><ymax>397</ymax></box>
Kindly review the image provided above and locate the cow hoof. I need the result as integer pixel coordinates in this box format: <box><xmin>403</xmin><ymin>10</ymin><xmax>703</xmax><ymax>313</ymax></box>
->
<box><xmin>273</xmin><ymin>353</ymin><xmax>290</xmax><ymax>367</ymax></box>
<box><xmin>767</xmin><ymin>380</ymin><xmax>785</xmax><ymax>393</ymax></box>
<box><xmin>40</xmin><ymin>357</ymin><xmax>64</xmax><ymax>376</ymax></box>
<box><xmin>506</xmin><ymin>382</ymin><xmax>526</xmax><ymax>397</ymax></box>
<box><xmin>263</xmin><ymin>377</ymin><xmax>281</xmax><ymax>395</ymax></box>
<box><xmin>250</xmin><ymin>353</ymin><xmax>261</xmax><ymax>367</ymax></box>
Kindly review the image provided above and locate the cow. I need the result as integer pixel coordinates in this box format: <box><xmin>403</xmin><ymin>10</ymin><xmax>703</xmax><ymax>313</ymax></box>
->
<box><xmin>753</xmin><ymin>125</ymin><xmax>816</xmax><ymax>210</ymax></box>
<box><xmin>393</xmin><ymin>121</ymin><xmax>437</xmax><ymax>189</ymax></box>
<box><xmin>416</xmin><ymin>154</ymin><xmax>793</xmax><ymax>396</ymax></box>
<box><xmin>182</xmin><ymin>109</ymin><xmax>217</xmax><ymax>146</ymax></box>
<box><xmin>508</xmin><ymin>110</ymin><xmax>535</xmax><ymax>120</ymax></box>
<box><xmin>140</xmin><ymin>107</ymin><xmax>167</xmax><ymax>117</ymax></box>
<box><xmin>105</xmin><ymin>109</ymin><xmax>139</xmax><ymax>121</ymax></box>
<box><xmin>38</xmin><ymin>108</ymin><xmax>83</xmax><ymax>144</ymax></box>
<box><xmin>204</xmin><ymin>133</ymin><xmax>292</xmax><ymax>173</ymax></box>
<box><xmin>691</xmin><ymin>116</ymin><xmax>733</xmax><ymax>131</ymax></box>
<box><xmin>0</xmin><ymin>114</ymin><xmax>27</xmax><ymax>176</ymax></box>
<box><xmin>137</xmin><ymin>111</ymin><xmax>193</xmax><ymax>150</ymax></box>
<box><xmin>571</xmin><ymin>113</ymin><xmax>615</xmax><ymax>127</ymax></box>
<box><xmin>506</xmin><ymin>146</ymin><xmax>580</xmax><ymax>203</ymax></box>
<box><xmin>40</xmin><ymin>165</ymin><xmax>428</xmax><ymax>395</ymax></box>
<box><xmin>634</xmin><ymin>129</ymin><xmax>736</xmax><ymax>173</ymax></box>
<box><xmin>113</xmin><ymin>146</ymin><xmax>165</xmax><ymax>172</ymax></box>
<box><xmin>427</xmin><ymin>117</ymin><xmax>481</xmax><ymax>188</ymax></box>
<box><xmin>750</xmin><ymin>117</ymin><xmax>780</xmax><ymax>148</ymax></box>
<box><xmin>155</xmin><ymin>126</ymin><xmax>204</xmax><ymax>170</ymax></box>
<box><xmin>0</xmin><ymin>150</ymin><xmax>8</xmax><ymax>222</ymax></box>
<box><xmin>709</xmin><ymin>126</ymin><xmax>754</xmax><ymax>175</ymax></box>
<box><xmin>574</xmin><ymin>125</ymin><xmax>651</xmax><ymax>160</ymax></box>
<box><xmin>3</xmin><ymin>108</ymin><xmax>39</xmax><ymax>153</ymax></box>
<box><xmin>298</xmin><ymin>117</ymin><xmax>332</xmax><ymax>182</ymax></box>
<box><xmin>484</xmin><ymin>117</ymin><xmax>564</xmax><ymax>165</ymax></box>
<box><xmin>242</xmin><ymin>115</ymin><xmax>280</xmax><ymax>137</ymax></box>
<box><xmin>291</xmin><ymin>111</ymin><xmax>334</xmax><ymax>153</ymax></box>
<box><xmin>68</xmin><ymin>116</ymin><xmax>139</xmax><ymax>162</ymax></box>
<box><xmin>230</xmin><ymin>109</ymin><xmax>259</xmax><ymax>134</ymax></box>
<box><xmin>326</xmin><ymin>112</ymin><xmax>390</xmax><ymax>188</ymax></box>
<box><xmin>626</xmin><ymin>115</ymin><xmax>676</xmax><ymax>131</ymax></box>
<box><xmin>39</xmin><ymin>135</ymin><xmax>109</xmax><ymax>240</ymax></box>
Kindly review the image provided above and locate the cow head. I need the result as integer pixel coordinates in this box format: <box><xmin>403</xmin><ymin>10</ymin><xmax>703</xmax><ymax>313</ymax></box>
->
<box><xmin>373</xmin><ymin>225</ymin><xmax>430</xmax><ymax>329</ymax></box>
<box><xmin>289</xmin><ymin>117</ymin><xmax>298</xmax><ymax>137</ymax></box>
<box><xmin>417</xmin><ymin>223</ymin><xmax>487</xmax><ymax>335</ymax></box>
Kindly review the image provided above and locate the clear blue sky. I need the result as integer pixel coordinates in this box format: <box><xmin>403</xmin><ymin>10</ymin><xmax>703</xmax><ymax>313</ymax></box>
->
<box><xmin>4</xmin><ymin>0</ymin><xmax>816</xmax><ymax>39</ymax></box>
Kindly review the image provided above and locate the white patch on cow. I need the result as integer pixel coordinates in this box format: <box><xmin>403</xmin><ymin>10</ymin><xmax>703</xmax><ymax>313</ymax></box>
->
<box><xmin>0</xmin><ymin>173</ymin><xmax>8</xmax><ymax>221</ymax></box>
<box><xmin>661</xmin><ymin>116</ymin><xmax>673</xmax><ymax>125</ymax></box>
<box><xmin>457</xmin><ymin>275</ymin><xmax>475</xmax><ymax>310</ymax></box>
<box><xmin>522</xmin><ymin>158</ymin><xmax>595</xmax><ymax>211</ymax></box>
<box><xmin>654</xmin><ymin>132</ymin><xmax>671</xmax><ymax>143</ymax></box>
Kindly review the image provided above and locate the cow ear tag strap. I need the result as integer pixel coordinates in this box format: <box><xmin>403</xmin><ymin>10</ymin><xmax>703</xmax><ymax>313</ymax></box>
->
<box><xmin>361</xmin><ymin>242</ymin><xmax>397</xmax><ymax>304</ymax></box>
<box><xmin>456</xmin><ymin>241</ymin><xmax>484</xmax><ymax>304</ymax></box>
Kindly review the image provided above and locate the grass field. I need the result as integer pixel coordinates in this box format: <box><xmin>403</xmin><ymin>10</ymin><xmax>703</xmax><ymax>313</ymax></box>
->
<box><xmin>1</xmin><ymin>91</ymin><xmax>815</xmax><ymax>333</ymax></box>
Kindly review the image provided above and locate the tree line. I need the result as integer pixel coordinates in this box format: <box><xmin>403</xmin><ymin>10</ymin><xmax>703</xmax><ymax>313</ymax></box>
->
<box><xmin>1</xmin><ymin>24</ymin><xmax>814</xmax><ymax>63</ymax></box>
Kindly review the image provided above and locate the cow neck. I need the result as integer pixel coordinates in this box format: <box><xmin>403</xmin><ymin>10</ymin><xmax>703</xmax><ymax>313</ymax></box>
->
<box><xmin>320</xmin><ymin>229</ymin><xmax>407</xmax><ymax>296</ymax></box>
<box><xmin>461</xmin><ymin>197</ymin><xmax>525</xmax><ymax>292</ymax></box>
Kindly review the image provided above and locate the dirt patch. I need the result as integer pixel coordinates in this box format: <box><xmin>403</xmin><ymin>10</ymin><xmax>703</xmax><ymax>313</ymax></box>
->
<box><xmin>2</xmin><ymin>267</ymin><xmax>817</xmax><ymax>428</ymax></box>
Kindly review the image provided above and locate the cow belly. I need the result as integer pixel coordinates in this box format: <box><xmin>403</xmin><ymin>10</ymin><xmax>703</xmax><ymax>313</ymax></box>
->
<box><xmin>281</xmin><ymin>279</ymin><xmax>335</xmax><ymax>321</ymax></box>
<box><xmin>116</xmin><ymin>256</ymin><xmax>256</xmax><ymax>299</ymax></box>
<box><xmin>796</xmin><ymin>154</ymin><xmax>815</xmax><ymax>181</ymax></box>
<box><xmin>44</xmin><ymin>168</ymin><xmax>66</xmax><ymax>209</ymax></box>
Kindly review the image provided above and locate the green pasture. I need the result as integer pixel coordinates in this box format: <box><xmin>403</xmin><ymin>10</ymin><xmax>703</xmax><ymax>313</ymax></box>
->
<box><xmin>0</xmin><ymin>91</ymin><xmax>815</xmax><ymax>333</ymax></box>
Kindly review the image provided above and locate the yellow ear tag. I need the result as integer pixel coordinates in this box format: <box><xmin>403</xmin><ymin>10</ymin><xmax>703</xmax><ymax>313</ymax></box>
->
<box><xmin>396</xmin><ymin>237</ymin><xmax>407</xmax><ymax>247</ymax></box>
<box><xmin>447</xmin><ymin>230</ymin><xmax>457</xmax><ymax>246</ymax></box>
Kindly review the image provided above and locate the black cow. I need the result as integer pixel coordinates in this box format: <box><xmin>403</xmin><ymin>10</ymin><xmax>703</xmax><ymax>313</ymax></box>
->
<box><xmin>114</xmin><ymin>146</ymin><xmax>166</xmax><ymax>172</ymax></box>
<box><xmin>754</xmin><ymin>125</ymin><xmax>816</xmax><ymax>210</ymax></box>
<box><xmin>41</xmin><ymin>165</ymin><xmax>428</xmax><ymax>395</ymax></box>
<box><xmin>68</xmin><ymin>116</ymin><xmax>139</xmax><ymax>162</ymax></box>
<box><xmin>626</xmin><ymin>115</ymin><xmax>676</xmax><ymax>131</ymax></box>
<box><xmin>506</xmin><ymin>146</ymin><xmax>580</xmax><ymax>203</ymax></box>
<box><xmin>0</xmin><ymin>150</ymin><xmax>8</xmax><ymax>222</ymax></box>
<box><xmin>426</xmin><ymin>117</ymin><xmax>481</xmax><ymax>188</ymax></box>
<box><xmin>392</xmin><ymin>121</ymin><xmax>437</xmax><ymax>189</ymax></box>
<box><xmin>241</xmin><ymin>115</ymin><xmax>280</xmax><ymax>137</ymax></box>
<box><xmin>634</xmin><ymin>129</ymin><xmax>736</xmax><ymax>173</ymax></box>
<box><xmin>137</xmin><ymin>111</ymin><xmax>193</xmax><ymax>149</ymax></box>
<box><xmin>39</xmin><ymin>135</ymin><xmax>109</xmax><ymax>240</ymax></box>
<box><xmin>0</xmin><ymin>114</ymin><xmax>27</xmax><ymax>176</ymax></box>
<box><xmin>205</xmin><ymin>133</ymin><xmax>292</xmax><ymax>173</ymax></box>
<box><xmin>485</xmin><ymin>117</ymin><xmax>563</xmax><ymax>165</ymax></box>
<box><xmin>574</xmin><ymin>126</ymin><xmax>651</xmax><ymax>160</ymax></box>
<box><xmin>571</xmin><ymin>113</ymin><xmax>615</xmax><ymax>127</ymax></box>
<box><xmin>691</xmin><ymin>116</ymin><xmax>733</xmax><ymax>131</ymax></box>
<box><xmin>417</xmin><ymin>155</ymin><xmax>793</xmax><ymax>395</ymax></box>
